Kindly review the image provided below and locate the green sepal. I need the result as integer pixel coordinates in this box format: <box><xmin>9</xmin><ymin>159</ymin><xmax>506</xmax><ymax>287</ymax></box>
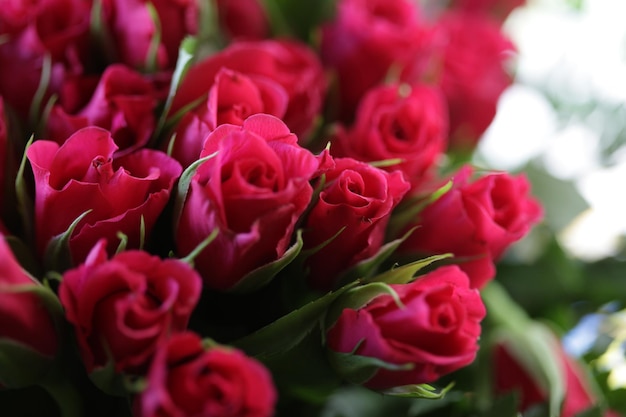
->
<box><xmin>381</xmin><ymin>381</ymin><xmax>454</xmax><ymax>399</ymax></box>
<box><xmin>172</xmin><ymin>151</ymin><xmax>218</xmax><ymax>231</ymax></box>
<box><xmin>0</xmin><ymin>339</ymin><xmax>55</xmax><ymax>389</ymax></box>
<box><xmin>228</xmin><ymin>229</ymin><xmax>304</xmax><ymax>294</ymax></box>
<box><xmin>152</xmin><ymin>36</ymin><xmax>198</xmax><ymax>145</ymax></box>
<box><xmin>327</xmin><ymin>344</ymin><xmax>414</xmax><ymax>386</ymax></box>
<box><xmin>89</xmin><ymin>360</ymin><xmax>128</xmax><ymax>397</ymax></box>
<box><xmin>43</xmin><ymin>209</ymin><xmax>92</xmax><ymax>272</ymax></box>
<box><xmin>28</xmin><ymin>54</ymin><xmax>52</xmax><ymax>133</ymax></box>
<box><xmin>15</xmin><ymin>136</ymin><xmax>34</xmax><ymax>245</ymax></box>
<box><xmin>144</xmin><ymin>2</ymin><xmax>162</xmax><ymax>73</ymax></box>
<box><xmin>180</xmin><ymin>228</ymin><xmax>219</xmax><ymax>266</ymax></box>
<box><xmin>365</xmin><ymin>253</ymin><xmax>452</xmax><ymax>286</ymax></box>
<box><xmin>232</xmin><ymin>279</ymin><xmax>360</xmax><ymax>360</ymax></box>
<box><xmin>5</xmin><ymin>235</ymin><xmax>41</xmax><ymax>278</ymax></box>
<box><xmin>387</xmin><ymin>180</ymin><xmax>453</xmax><ymax>239</ymax></box>
<box><xmin>369</xmin><ymin>158</ymin><xmax>404</xmax><ymax>168</ymax></box>
<box><xmin>335</xmin><ymin>227</ymin><xmax>418</xmax><ymax>288</ymax></box>
<box><xmin>115</xmin><ymin>231</ymin><xmax>128</xmax><ymax>254</ymax></box>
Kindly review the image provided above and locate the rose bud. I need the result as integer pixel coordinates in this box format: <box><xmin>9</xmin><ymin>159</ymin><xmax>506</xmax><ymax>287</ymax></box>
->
<box><xmin>176</xmin><ymin>114</ymin><xmax>323</xmax><ymax>291</ymax></box>
<box><xmin>102</xmin><ymin>0</ymin><xmax>199</xmax><ymax>70</ymax></box>
<box><xmin>46</xmin><ymin>64</ymin><xmax>158</xmax><ymax>155</ymax></box>
<box><xmin>27</xmin><ymin>126</ymin><xmax>182</xmax><ymax>266</ymax></box>
<box><xmin>320</xmin><ymin>0</ymin><xmax>431</xmax><ymax>119</ymax></box>
<box><xmin>135</xmin><ymin>331</ymin><xmax>276</xmax><ymax>417</ymax></box>
<box><xmin>326</xmin><ymin>265</ymin><xmax>486</xmax><ymax>390</ymax></box>
<box><xmin>0</xmin><ymin>234</ymin><xmax>59</xmax><ymax>388</ymax></box>
<box><xmin>303</xmin><ymin>157</ymin><xmax>410</xmax><ymax>291</ymax></box>
<box><xmin>170</xmin><ymin>39</ymin><xmax>326</xmax><ymax>141</ymax></box>
<box><xmin>399</xmin><ymin>165</ymin><xmax>542</xmax><ymax>288</ymax></box>
<box><xmin>331</xmin><ymin>82</ymin><xmax>447</xmax><ymax>190</ymax></box>
<box><xmin>167</xmin><ymin>67</ymin><xmax>288</xmax><ymax>168</ymax></box>
<box><xmin>431</xmin><ymin>11</ymin><xmax>515</xmax><ymax>149</ymax></box>
<box><xmin>59</xmin><ymin>239</ymin><xmax>202</xmax><ymax>374</ymax></box>
<box><xmin>494</xmin><ymin>339</ymin><xmax>618</xmax><ymax>417</ymax></box>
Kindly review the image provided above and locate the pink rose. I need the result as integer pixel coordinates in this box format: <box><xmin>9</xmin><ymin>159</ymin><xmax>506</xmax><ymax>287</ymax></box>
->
<box><xmin>167</xmin><ymin>67</ymin><xmax>288</xmax><ymax>168</ymax></box>
<box><xmin>431</xmin><ymin>11</ymin><xmax>515</xmax><ymax>148</ymax></box>
<box><xmin>326</xmin><ymin>265</ymin><xmax>486</xmax><ymax>390</ymax></box>
<box><xmin>400</xmin><ymin>166</ymin><xmax>542</xmax><ymax>288</ymax></box>
<box><xmin>59</xmin><ymin>239</ymin><xmax>201</xmax><ymax>373</ymax></box>
<box><xmin>303</xmin><ymin>157</ymin><xmax>410</xmax><ymax>291</ymax></box>
<box><xmin>320</xmin><ymin>0</ymin><xmax>431</xmax><ymax>118</ymax></box>
<box><xmin>135</xmin><ymin>332</ymin><xmax>276</xmax><ymax>417</ymax></box>
<box><xmin>102</xmin><ymin>0</ymin><xmax>199</xmax><ymax>70</ymax></box>
<box><xmin>46</xmin><ymin>64</ymin><xmax>158</xmax><ymax>155</ymax></box>
<box><xmin>0</xmin><ymin>0</ymin><xmax>91</xmax><ymax>120</ymax></box>
<box><xmin>27</xmin><ymin>126</ymin><xmax>182</xmax><ymax>265</ymax></box>
<box><xmin>0</xmin><ymin>98</ymin><xmax>8</xmax><ymax>212</ymax></box>
<box><xmin>331</xmin><ymin>82</ymin><xmax>447</xmax><ymax>190</ymax></box>
<box><xmin>0</xmin><ymin>234</ymin><xmax>58</xmax><ymax>360</ymax></box>
<box><xmin>176</xmin><ymin>114</ymin><xmax>323</xmax><ymax>290</ymax></box>
<box><xmin>450</xmin><ymin>0</ymin><xmax>526</xmax><ymax>22</ymax></box>
<box><xmin>171</xmin><ymin>39</ymin><xmax>326</xmax><ymax>141</ymax></box>
<box><xmin>215</xmin><ymin>0</ymin><xmax>270</xmax><ymax>40</ymax></box>
<box><xmin>494</xmin><ymin>340</ymin><xmax>617</xmax><ymax>417</ymax></box>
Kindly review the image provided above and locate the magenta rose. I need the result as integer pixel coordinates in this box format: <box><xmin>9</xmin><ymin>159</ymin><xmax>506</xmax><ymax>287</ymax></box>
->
<box><xmin>303</xmin><ymin>157</ymin><xmax>410</xmax><ymax>291</ymax></box>
<box><xmin>320</xmin><ymin>0</ymin><xmax>431</xmax><ymax>118</ymax></box>
<box><xmin>0</xmin><ymin>234</ymin><xmax>58</xmax><ymax>361</ymax></box>
<box><xmin>331</xmin><ymin>82</ymin><xmax>447</xmax><ymax>190</ymax></box>
<box><xmin>102</xmin><ymin>0</ymin><xmax>199</xmax><ymax>70</ymax></box>
<box><xmin>494</xmin><ymin>340</ymin><xmax>618</xmax><ymax>417</ymax></box>
<box><xmin>171</xmin><ymin>39</ymin><xmax>326</xmax><ymax>141</ymax></box>
<box><xmin>430</xmin><ymin>11</ymin><xmax>515</xmax><ymax>148</ymax></box>
<box><xmin>176</xmin><ymin>114</ymin><xmax>324</xmax><ymax>291</ymax></box>
<box><xmin>400</xmin><ymin>166</ymin><xmax>543</xmax><ymax>288</ymax></box>
<box><xmin>215</xmin><ymin>0</ymin><xmax>270</xmax><ymax>40</ymax></box>
<box><xmin>59</xmin><ymin>239</ymin><xmax>202</xmax><ymax>374</ymax></box>
<box><xmin>0</xmin><ymin>0</ymin><xmax>91</xmax><ymax>120</ymax></box>
<box><xmin>46</xmin><ymin>64</ymin><xmax>158</xmax><ymax>155</ymax></box>
<box><xmin>0</xmin><ymin>97</ymin><xmax>8</xmax><ymax>212</ymax></box>
<box><xmin>27</xmin><ymin>126</ymin><xmax>182</xmax><ymax>265</ymax></box>
<box><xmin>326</xmin><ymin>265</ymin><xmax>486</xmax><ymax>390</ymax></box>
<box><xmin>167</xmin><ymin>67</ymin><xmax>288</xmax><ymax>168</ymax></box>
<box><xmin>135</xmin><ymin>332</ymin><xmax>276</xmax><ymax>417</ymax></box>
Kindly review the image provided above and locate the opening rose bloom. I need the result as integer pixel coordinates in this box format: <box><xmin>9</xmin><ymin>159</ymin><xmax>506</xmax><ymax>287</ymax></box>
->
<box><xmin>59</xmin><ymin>239</ymin><xmax>202</xmax><ymax>374</ymax></box>
<box><xmin>136</xmin><ymin>332</ymin><xmax>276</xmax><ymax>417</ymax></box>
<box><xmin>330</xmin><ymin>82</ymin><xmax>448</xmax><ymax>191</ymax></box>
<box><xmin>176</xmin><ymin>114</ymin><xmax>325</xmax><ymax>291</ymax></box>
<box><xmin>326</xmin><ymin>265</ymin><xmax>486</xmax><ymax>390</ymax></box>
<box><xmin>400</xmin><ymin>165</ymin><xmax>543</xmax><ymax>288</ymax></box>
<box><xmin>303</xmin><ymin>157</ymin><xmax>410</xmax><ymax>291</ymax></box>
<box><xmin>27</xmin><ymin>126</ymin><xmax>182</xmax><ymax>265</ymax></box>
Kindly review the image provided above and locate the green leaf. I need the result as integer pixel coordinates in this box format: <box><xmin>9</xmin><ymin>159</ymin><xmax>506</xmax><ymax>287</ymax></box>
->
<box><xmin>89</xmin><ymin>360</ymin><xmax>128</xmax><ymax>397</ymax></box>
<box><xmin>327</xmin><ymin>348</ymin><xmax>414</xmax><ymax>385</ymax></box>
<box><xmin>365</xmin><ymin>253</ymin><xmax>452</xmax><ymax>285</ymax></box>
<box><xmin>232</xmin><ymin>280</ymin><xmax>360</xmax><ymax>360</ymax></box>
<box><xmin>0</xmin><ymin>339</ymin><xmax>55</xmax><ymax>389</ymax></box>
<box><xmin>382</xmin><ymin>381</ymin><xmax>455</xmax><ymax>399</ymax></box>
<box><xmin>171</xmin><ymin>151</ymin><xmax>218</xmax><ymax>231</ymax></box>
<box><xmin>43</xmin><ymin>209</ymin><xmax>92</xmax><ymax>272</ymax></box>
<box><xmin>228</xmin><ymin>230</ymin><xmax>304</xmax><ymax>294</ymax></box>
<box><xmin>478</xmin><ymin>392</ymin><xmax>521</xmax><ymax>417</ymax></box>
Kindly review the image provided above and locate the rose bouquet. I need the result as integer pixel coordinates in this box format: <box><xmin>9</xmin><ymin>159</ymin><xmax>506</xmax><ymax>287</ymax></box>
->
<box><xmin>0</xmin><ymin>0</ymin><xmax>618</xmax><ymax>416</ymax></box>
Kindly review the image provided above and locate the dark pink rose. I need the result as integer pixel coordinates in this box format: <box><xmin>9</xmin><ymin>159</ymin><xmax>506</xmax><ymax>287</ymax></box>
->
<box><xmin>303</xmin><ymin>157</ymin><xmax>410</xmax><ymax>291</ymax></box>
<box><xmin>216</xmin><ymin>0</ymin><xmax>270</xmax><ymax>40</ymax></box>
<box><xmin>136</xmin><ymin>332</ymin><xmax>276</xmax><ymax>417</ymax></box>
<box><xmin>176</xmin><ymin>114</ymin><xmax>322</xmax><ymax>291</ymax></box>
<box><xmin>450</xmin><ymin>0</ymin><xmax>526</xmax><ymax>22</ymax></box>
<box><xmin>27</xmin><ymin>126</ymin><xmax>182</xmax><ymax>265</ymax></box>
<box><xmin>494</xmin><ymin>340</ymin><xmax>617</xmax><ymax>417</ymax></box>
<box><xmin>171</xmin><ymin>39</ymin><xmax>326</xmax><ymax>141</ymax></box>
<box><xmin>0</xmin><ymin>0</ymin><xmax>91</xmax><ymax>120</ymax></box>
<box><xmin>400</xmin><ymin>166</ymin><xmax>542</xmax><ymax>288</ymax></box>
<box><xmin>46</xmin><ymin>64</ymin><xmax>158</xmax><ymax>155</ymax></box>
<box><xmin>327</xmin><ymin>265</ymin><xmax>485</xmax><ymax>390</ymax></box>
<box><xmin>59</xmin><ymin>239</ymin><xmax>201</xmax><ymax>373</ymax></box>
<box><xmin>431</xmin><ymin>11</ymin><xmax>515</xmax><ymax>148</ymax></box>
<box><xmin>0</xmin><ymin>98</ymin><xmax>8</xmax><ymax>212</ymax></box>
<box><xmin>320</xmin><ymin>0</ymin><xmax>431</xmax><ymax>118</ymax></box>
<box><xmin>102</xmin><ymin>0</ymin><xmax>199</xmax><ymax>70</ymax></box>
<box><xmin>168</xmin><ymin>67</ymin><xmax>288</xmax><ymax>168</ymax></box>
<box><xmin>0</xmin><ymin>234</ymin><xmax>58</xmax><ymax>359</ymax></box>
<box><xmin>0</xmin><ymin>0</ymin><xmax>38</xmax><ymax>35</ymax></box>
<box><xmin>331</xmin><ymin>82</ymin><xmax>447</xmax><ymax>190</ymax></box>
